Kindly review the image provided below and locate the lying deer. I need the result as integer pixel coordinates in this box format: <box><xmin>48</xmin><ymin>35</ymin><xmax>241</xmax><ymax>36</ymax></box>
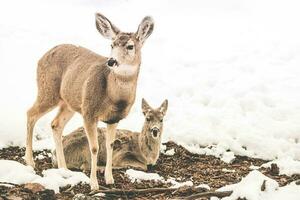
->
<box><xmin>52</xmin><ymin>99</ymin><xmax>168</xmax><ymax>172</ymax></box>
<box><xmin>24</xmin><ymin>13</ymin><xmax>154</xmax><ymax>190</ymax></box>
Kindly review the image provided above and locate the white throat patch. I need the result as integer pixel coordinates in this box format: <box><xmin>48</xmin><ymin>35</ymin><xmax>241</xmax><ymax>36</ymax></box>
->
<box><xmin>113</xmin><ymin>64</ymin><xmax>138</xmax><ymax>76</ymax></box>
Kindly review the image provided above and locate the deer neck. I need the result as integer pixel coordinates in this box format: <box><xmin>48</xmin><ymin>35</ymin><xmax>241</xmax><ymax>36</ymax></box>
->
<box><xmin>107</xmin><ymin>65</ymin><xmax>140</xmax><ymax>102</ymax></box>
<box><xmin>138</xmin><ymin>124</ymin><xmax>161</xmax><ymax>164</ymax></box>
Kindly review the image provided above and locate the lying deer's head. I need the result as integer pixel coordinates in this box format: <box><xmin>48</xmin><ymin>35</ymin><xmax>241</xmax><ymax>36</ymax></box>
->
<box><xmin>142</xmin><ymin>98</ymin><xmax>168</xmax><ymax>140</ymax></box>
<box><xmin>95</xmin><ymin>13</ymin><xmax>154</xmax><ymax>76</ymax></box>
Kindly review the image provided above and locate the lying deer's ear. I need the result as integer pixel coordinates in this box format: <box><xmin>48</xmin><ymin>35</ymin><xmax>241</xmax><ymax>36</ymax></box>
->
<box><xmin>142</xmin><ymin>98</ymin><xmax>152</xmax><ymax>115</ymax></box>
<box><xmin>95</xmin><ymin>13</ymin><xmax>120</xmax><ymax>40</ymax></box>
<box><xmin>136</xmin><ymin>16</ymin><xmax>154</xmax><ymax>45</ymax></box>
<box><xmin>159</xmin><ymin>99</ymin><xmax>168</xmax><ymax>116</ymax></box>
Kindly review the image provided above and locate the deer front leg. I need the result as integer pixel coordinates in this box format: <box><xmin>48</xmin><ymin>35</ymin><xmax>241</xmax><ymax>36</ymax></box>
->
<box><xmin>105</xmin><ymin>123</ymin><xmax>118</xmax><ymax>185</ymax></box>
<box><xmin>84</xmin><ymin>119</ymin><xmax>99</xmax><ymax>190</ymax></box>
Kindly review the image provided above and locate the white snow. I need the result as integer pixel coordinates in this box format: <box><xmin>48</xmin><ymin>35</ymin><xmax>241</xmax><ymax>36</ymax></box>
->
<box><xmin>125</xmin><ymin>169</ymin><xmax>194</xmax><ymax>188</ymax></box>
<box><xmin>125</xmin><ymin>169</ymin><xmax>164</xmax><ymax>183</ymax></box>
<box><xmin>249</xmin><ymin>165</ymin><xmax>261</xmax><ymax>170</ymax></box>
<box><xmin>166</xmin><ymin>177</ymin><xmax>193</xmax><ymax>189</ymax></box>
<box><xmin>222</xmin><ymin>168</ymin><xmax>236</xmax><ymax>173</ymax></box>
<box><xmin>0</xmin><ymin>160</ymin><xmax>40</xmax><ymax>184</ymax></box>
<box><xmin>196</xmin><ymin>184</ymin><xmax>211</xmax><ymax>190</ymax></box>
<box><xmin>0</xmin><ymin>160</ymin><xmax>89</xmax><ymax>193</ymax></box>
<box><xmin>262</xmin><ymin>157</ymin><xmax>300</xmax><ymax>176</ymax></box>
<box><xmin>213</xmin><ymin>170</ymin><xmax>300</xmax><ymax>200</ymax></box>
<box><xmin>33</xmin><ymin>168</ymin><xmax>90</xmax><ymax>193</ymax></box>
<box><xmin>164</xmin><ymin>148</ymin><xmax>175</xmax><ymax>156</ymax></box>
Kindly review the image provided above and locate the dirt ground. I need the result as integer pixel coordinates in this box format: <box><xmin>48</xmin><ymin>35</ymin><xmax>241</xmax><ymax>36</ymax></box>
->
<box><xmin>0</xmin><ymin>141</ymin><xmax>299</xmax><ymax>200</ymax></box>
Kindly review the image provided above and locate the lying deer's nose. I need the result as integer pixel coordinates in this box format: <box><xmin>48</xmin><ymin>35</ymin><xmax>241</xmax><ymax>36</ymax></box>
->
<box><xmin>151</xmin><ymin>128</ymin><xmax>159</xmax><ymax>138</ymax></box>
<box><xmin>107</xmin><ymin>58</ymin><xmax>117</xmax><ymax>67</ymax></box>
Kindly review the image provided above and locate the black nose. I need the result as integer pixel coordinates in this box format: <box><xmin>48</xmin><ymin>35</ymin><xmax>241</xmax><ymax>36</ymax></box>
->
<box><xmin>152</xmin><ymin>128</ymin><xmax>159</xmax><ymax>137</ymax></box>
<box><xmin>107</xmin><ymin>58</ymin><xmax>117</xmax><ymax>67</ymax></box>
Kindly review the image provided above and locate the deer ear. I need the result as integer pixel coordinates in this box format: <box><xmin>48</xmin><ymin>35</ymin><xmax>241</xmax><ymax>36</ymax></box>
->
<box><xmin>136</xmin><ymin>16</ymin><xmax>154</xmax><ymax>45</ymax></box>
<box><xmin>159</xmin><ymin>99</ymin><xmax>168</xmax><ymax>116</ymax></box>
<box><xmin>95</xmin><ymin>13</ymin><xmax>120</xmax><ymax>40</ymax></box>
<box><xmin>142</xmin><ymin>98</ymin><xmax>151</xmax><ymax>115</ymax></box>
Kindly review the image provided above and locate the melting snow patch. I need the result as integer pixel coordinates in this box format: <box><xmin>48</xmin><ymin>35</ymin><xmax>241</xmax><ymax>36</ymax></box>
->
<box><xmin>221</xmin><ymin>152</ymin><xmax>235</xmax><ymax>163</ymax></box>
<box><xmin>222</xmin><ymin>168</ymin><xmax>236</xmax><ymax>173</ymax></box>
<box><xmin>196</xmin><ymin>184</ymin><xmax>210</xmax><ymax>190</ymax></box>
<box><xmin>164</xmin><ymin>148</ymin><xmax>175</xmax><ymax>156</ymax></box>
<box><xmin>166</xmin><ymin>177</ymin><xmax>193</xmax><ymax>188</ymax></box>
<box><xmin>35</xmin><ymin>154</ymin><xmax>45</xmax><ymax>160</ymax></box>
<box><xmin>125</xmin><ymin>169</ymin><xmax>164</xmax><ymax>183</ymax></box>
<box><xmin>213</xmin><ymin>170</ymin><xmax>300</xmax><ymax>200</ymax></box>
<box><xmin>33</xmin><ymin>168</ymin><xmax>90</xmax><ymax>193</ymax></box>
<box><xmin>249</xmin><ymin>165</ymin><xmax>261</xmax><ymax>170</ymax></box>
<box><xmin>160</xmin><ymin>144</ymin><xmax>167</xmax><ymax>153</ymax></box>
<box><xmin>0</xmin><ymin>160</ymin><xmax>40</xmax><ymax>184</ymax></box>
<box><xmin>0</xmin><ymin>160</ymin><xmax>89</xmax><ymax>193</ymax></box>
<box><xmin>262</xmin><ymin>157</ymin><xmax>300</xmax><ymax>176</ymax></box>
<box><xmin>125</xmin><ymin>169</ymin><xmax>195</xmax><ymax>188</ymax></box>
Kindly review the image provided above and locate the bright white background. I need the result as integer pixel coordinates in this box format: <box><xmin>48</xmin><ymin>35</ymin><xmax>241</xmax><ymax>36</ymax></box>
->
<box><xmin>0</xmin><ymin>0</ymin><xmax>300</xmax><ymax>166</ymax></box>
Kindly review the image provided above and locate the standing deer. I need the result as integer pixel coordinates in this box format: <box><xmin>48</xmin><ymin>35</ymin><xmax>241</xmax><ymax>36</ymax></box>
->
<box><xmin>24</xmin><ymin>13</ymin><xmax>154</xmax><ymax>190</ymax></box>
<box><xmin>52</xmin><ymin>99</ymin><xmax>168</xmax><ymax>172</ymax></box>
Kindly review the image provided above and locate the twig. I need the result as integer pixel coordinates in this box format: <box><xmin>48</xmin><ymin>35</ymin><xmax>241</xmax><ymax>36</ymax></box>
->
<box><xmin>0</xmin><ymin>182</ymin><xmax>19</xmax><ymax>187</ymax></box>
<box><xmin>183</xmin><ymin>190</ymin><xmax>233</xmax><ymax>200</ymax></box>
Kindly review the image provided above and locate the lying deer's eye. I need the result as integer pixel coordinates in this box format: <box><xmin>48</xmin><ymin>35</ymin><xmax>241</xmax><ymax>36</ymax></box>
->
<box><xmin>160</xmin><ymin>119</ymin><xmax>163</xmax><ymax>122</ymax></box>
<box><xmin>126</xmin><ymin>45</ymin><xmax>134</xmax><ymax>50</ymax></box>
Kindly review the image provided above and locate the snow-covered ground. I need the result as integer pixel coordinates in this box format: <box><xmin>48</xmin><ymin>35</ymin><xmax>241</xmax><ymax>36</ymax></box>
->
<box><xmin>0</xmin><ymin>0</ymin><xmax>300</xmax><ymax>197</ymax></box>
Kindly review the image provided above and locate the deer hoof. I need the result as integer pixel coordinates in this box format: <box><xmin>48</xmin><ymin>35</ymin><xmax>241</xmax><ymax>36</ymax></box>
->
<box><xmin>90</xmin><ymin>179</ymin><xmax>99</xmax><ymax>191</ymax></box>
<box><xmin>105</xmin><ymin>174</ymin><xmax>114</xmax><ymax>185</ymax></box>
<box><xmin>25</xmin><ymin>156</ymin><xmax>35</xmax><ymax>168</ymax></box>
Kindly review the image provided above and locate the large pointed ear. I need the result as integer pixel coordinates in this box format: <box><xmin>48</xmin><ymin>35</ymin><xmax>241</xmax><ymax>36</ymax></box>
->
<box><xmin>136</xmin><ymin>16</ymin><xmax>154</xmax><ymax>45</ymax></box>
<box><xmin>95</xmin><ymin>13</ymin><xmax>120</xmax><ymax>40</ymax></box>
<box><xmin>159</xmin><ymin>99</ymin><xmax>168</xmax><ymax>116</ymax></box>
<box><xmin>142</xmin><ymin>98</ymin><xmax>152</xmax><ymax>115</ymax></box>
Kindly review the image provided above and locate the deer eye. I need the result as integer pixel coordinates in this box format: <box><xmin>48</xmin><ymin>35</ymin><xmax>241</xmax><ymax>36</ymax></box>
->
<box><xmin>160</xmin><ymin>119</ymin><xmax>163</xmax><ymax>122</ymax></box>
<box><xmin>126</xmin><ymin>45</ymin><xmax>134</xmax><ymax>50</ymax></box>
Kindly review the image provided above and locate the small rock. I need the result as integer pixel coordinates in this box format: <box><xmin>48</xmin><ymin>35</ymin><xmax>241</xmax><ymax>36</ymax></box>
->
<box><xmin>24</xmin><ymin>183</ymin><xmax>45</xmax><ymax>193</ymax></box>
<box><xmin>261</xmin><ymin>180</ymin><xmax>266</xmax><ymax>191</ymax></box>
<box><xmin>296</xmin><ymin>180</ymin><xmax>300</xmax><ymax>185</ymax></box>
<box><xmin>270</xmin><ymin>163</ymin><xmax>279</xmax><ymax>176</ymax></box>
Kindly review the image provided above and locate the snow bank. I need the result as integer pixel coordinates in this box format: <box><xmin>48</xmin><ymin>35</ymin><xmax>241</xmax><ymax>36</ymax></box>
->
<box><xmin>213</xmin><ymin>170</ymin><xmax>300</xmax><ymax>200</ymax></box>
<box><xmin>33</xmin><ymin>168</ymin><xmax>90</xmax><ymax>193</ymax></box>
<box><xmin>0</xmin><ymin>160</ymin><xmax>40</xmax><ymax>184</ymax></box>
<box><xmin>0</xmin><ymin>160</ymin><xmax>89</xmax><ymax>193</ymax></box>
<box><xmin>1</xmin><ymin>0</ymin><xmax>300</xmax><ymax>178</ymax></box>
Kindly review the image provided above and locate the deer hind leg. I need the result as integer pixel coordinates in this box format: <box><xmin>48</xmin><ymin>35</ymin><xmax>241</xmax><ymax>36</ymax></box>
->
<box><xmin>25</xmin><ymin>100</ymin><xmax>57</xmax><ymax>167</ymax></box>
<box><xmin>105</xmin><ymin>123</ymin><xmax>118</xmax><ymax>185</ymax></box>
<box><xmin>84</xmin><ymin>119</ymin><xmax>99</xmax><ymax>190</ymax></box>
<box><xmin>51</xmin><ymin>102</ymin><xmax>74</xmax><ymax>169</ymax></box>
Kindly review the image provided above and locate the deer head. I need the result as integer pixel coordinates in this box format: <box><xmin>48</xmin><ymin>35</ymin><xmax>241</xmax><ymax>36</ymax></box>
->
<box><xmin>142</xmin><ymin>98</ymin><xmax>168</xmax><ymax>140</ymax></box>
<box><xmin>95</xmin><ymin>13</ymin><xmax>154</xmax><ymax>76</ymax></box>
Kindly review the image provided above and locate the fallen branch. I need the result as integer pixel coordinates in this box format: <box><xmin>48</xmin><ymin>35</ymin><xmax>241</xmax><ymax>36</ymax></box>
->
<box><xmin>89</xmin><ymin>187</ymin><xmax>177</xmax><ymax>195</ymax></box>
<box><xmin>90</xmin><ymin>186</ymin><xmax>232</xmax><ymax>199</ymax></box>
<box><xmin>184</xmin><ymin>190</ymin><xmax>233</xmax><ymax>200</ymax></box>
